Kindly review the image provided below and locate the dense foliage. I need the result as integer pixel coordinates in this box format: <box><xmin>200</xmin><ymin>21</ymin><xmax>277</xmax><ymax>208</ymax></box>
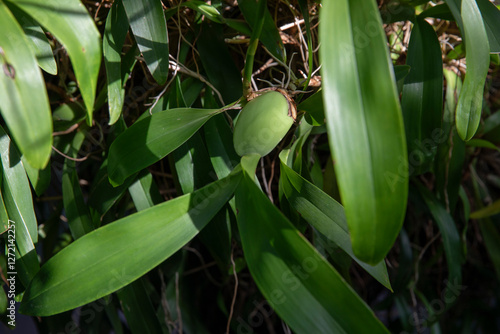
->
<box><xmin>0</xmin><ymin>0</ymin><xmax>500</xmax><ymax>333</ymax></box>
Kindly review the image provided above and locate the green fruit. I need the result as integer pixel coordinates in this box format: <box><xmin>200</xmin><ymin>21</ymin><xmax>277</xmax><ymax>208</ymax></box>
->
<box><xmin>233</xmin><ymin>91</ymin><xmax>294</xmax><ymax>157</ymax></box>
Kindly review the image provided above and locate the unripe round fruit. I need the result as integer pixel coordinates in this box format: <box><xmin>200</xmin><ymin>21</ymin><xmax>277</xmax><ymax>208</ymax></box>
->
<box><xmin>233</xmin><ymin>90</ymin><xmax>294</xmax><ymax>157</ymax></box>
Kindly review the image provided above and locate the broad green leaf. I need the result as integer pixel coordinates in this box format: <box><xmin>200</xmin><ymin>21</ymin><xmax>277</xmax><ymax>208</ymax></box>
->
<box><xmin>7</xmin><ymin>3</ymin><xmax>57</xmax><ymax>74</ymax></box>
<box><xmin>103</xmin><ymin>0</ymin><xmax>130</xmax><ymax>125</ymax></box>
<box><xmin>0</xmin><ymin>125</ymin><xmax>39</xmax><ymax>287</ymax></box>
<box><xmin>476</xmin><ymin>0</ymin><xmax>500</xmax><ymax>53</ymax></box>
<box><xmin>122</xmin><ymin>0</ymin><xmax>169</xmax><ymax>85</ymax></box>
<box><xmin>416</xmin><ymin>183</ymin><xmax>463</xmax><ymax>296</ymax></box>
<box><xmin>455</xmin><ymin>0</ymin><xmax>490</xmax><ymax>141</ymax></box>
<box><xmin>19</xmin><ymin>169</ymin><xmax>242</xmax><ymax>316</ymax></box>
<box><xmin>470</xmin><ymin>199</ymin><xmax>500</xmax><ymax>219</ymax></box>
<box><xmin>320</xmin><ymin>0</ymin><xmax>408</xmax><ymax>264</ymax></box>
<box><xmin>279</xmin><ymin>153</ymin><xmax>392</xmax><ymax>290</ymax></box>
<box><xmin>108</xmin><ymin>108</ymin><xmax>222</xmax><ymax>186</ymax></box>
<box><xmin>401</xmin><ymin>18</ymin><xmax>443</xmax><ymax>174</ymax></box>
<box><xmin>238</xmin><ymin>0</ymin><xmax>286</xmax><ymax>62</ymax></box>
<box><xmin>235</xmin><ymin>167</ymin><xmax>389</xmax><ymax>334</ymax></box>
<box><xmin>9</xmin><ymin>0</ymin><xmax>102</xmax><ymax>124</ymax></box>
<box><xmin>0</xmin><ymin>1</ymin><xmax>52</xmax><ymax>169</ymax></box>
<box><xmin>62</xmin><ymin>131</ymin><xmax>95</xmax><ymax>240</ymax></box>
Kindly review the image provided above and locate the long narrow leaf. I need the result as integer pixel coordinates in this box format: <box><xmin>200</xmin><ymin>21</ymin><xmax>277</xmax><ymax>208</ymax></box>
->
<box><xmin>455</xmin><ymin>0</ymin><xmax>490</xmax><ymax>140</ymax></box>
<box><xmin>0</xmin><ymin>125</ymin><xmax>39</xmax><ymax>287</ymax></box>
<box><xmin>9</xmin><ymin>0</ymin><xmax>102</xmax><ymax>124</ymax></box>
<box><xmin>235</xmin><ymin>166</ymin><xmax>389</xmax><ymax>334</ymax></box>
<box><xmin>103</xmin><ymin>0</ymin><xmax>130</xmax><ymax>125</ymax></box>
<box><xmin>20</xmin><ymin>169</ymin><xmax>242</xmax><ymax>316</ymax></box>
<box><xmin>0</xmin><ymin>1</ymin><xmax>52</xmax><ymax>168</ymax></box>
<box><xmin>320</xmin><ymin>0</ymin><xmax>408</xmax><ymax>264</ymax></box>
<box><xmin>401</xmin><ymin>17</ymin><xmax>443</xmax><ymax>174</ymax></box>
<box><xmin>416</xmin><ymin>183</ymin><xmax>463</xmax><ymax>294</ymax></box>
<box><xmin>7</xmin><ymin>3</ymin><xmax>57</xmax><ymax>74</ymax></box>
<box><xmin>279</xmin><ymin>153</ymin><xmax>392</xmax><ymax>290</ymax></box>
<box><xmin>108</xmin><ymin>108</ymin><xmax>222</xmax><ymax>186</ymax></box>
<box><xmin>475</xmin><ymin>0</ymin><xmax>500</xmax><ymax>53</ymax></box>
<box><xmin>238</xmin><ymin>0</ymin><xmax>286</xmax><ymax>62</ymax></box>
<box><xmin>122</xmin><ymin>0</ymin><xmax>169</xmax><ymax>84</ymax></box>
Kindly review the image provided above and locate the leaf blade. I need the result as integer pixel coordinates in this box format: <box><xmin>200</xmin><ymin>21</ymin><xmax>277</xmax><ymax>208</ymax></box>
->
<box><xmin>20</xmin><ymin>170</ymin><xmax>241</xmax><ymax>316</ymax></box>
<box><xmin>0</xmin><ymin>1</ymin><xmax>52</xmax><ymax>168</ymax></box>
<box><xmin>108</xmin><ymin>108</ymin><xmax>221</xmax><ymax>186</ymax></box>
<box><xmin>10</xmin><ymin>0</ymin><xmax>102</xmax><ymax>124</ymax></box>
<box><xmin>122</xmin><ymin>0</ymin><xmax>169</xmax><ymax>84</ymax></box>
<box><xmin>319</xmin><ymin>0</ymin><xmax>408</xmax><ymax>264</ymax></box>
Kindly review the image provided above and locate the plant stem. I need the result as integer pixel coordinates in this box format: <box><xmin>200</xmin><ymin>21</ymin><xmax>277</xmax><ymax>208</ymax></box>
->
<box><xmin>242</xmin><ymin>0</ymin><xmax>268</xmax><ymax>100</ymax></box>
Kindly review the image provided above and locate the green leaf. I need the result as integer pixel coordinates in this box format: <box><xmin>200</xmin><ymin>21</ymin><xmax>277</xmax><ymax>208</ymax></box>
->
<box><xmin>9</xmin><ymin>0</ymin><xmax>102</xmax><ymax>124</ymax></box>
<box><xmin>235</xmin><ymin>167</ymin><xmax>389</xmax><ymax>334</ymax></box>
<box><xmin>21</xmin><ymin>156</ymin><xmax>51</xmax><ymax>197</ymax></box>
<box><xmin>466</xmin><ymin>138</ymin><xmax>500</xmax><ymax>152</ymax></box>
<box><xmin>108</xmin><ymin>107</ymin><xmax>222</xmax><ymax>186</ymax></box>
<box><xmin>455</xmin><ymin>0</ymin><xmax>490</xmax><ymax>141</ymax></box>
<box><xmin>401</xmin><ymin>18</ymin><xmax>443</xmax><ymax>174</ymax></box>
<box><xmin>19</xmin><ymin>169</ymin><xmax>242</xmax><ymax>316</ymax></box>
<box><xmin>478</xmin><ymin>220</ymin><xmax>500</xmax><ymax>279</ymax></box>
<box><xmin>470</xmin><ymin>199</ymin><xmax>500</xmax><ymax>219</ymax></box>
<box><xmin>7</xmin><ymin>3</ymin><xmax>57</xmax><ymax>74</ymax></box>
<box><xmin>88</xmin><ymin>159</ymin><xmax>138</xmax><ymax>224</ymax></box>
<box><xmin>182</xmin><ymin>0</ymin><xmax>224</xmax><ymax>24</ymax></box>
<box><xmin>319</xmin><ymin>0</ymin><xmax>408</xmax><ymax>264</ymax></box>
<box><xmin>420</xmin><ymin>3</ymin><xmax>455</xmax><ymax>21</ymax></box>
<box><xmin>128</xmin><ymin>171</ymin><xmax>162</xmax><ymax>212</ymax></box>
<box><xmin>196</xmin><ymin>22</ymin><xmax>243</xmax><ymax>104</ymax></box>
<box><xmin>0</xmin><ymin>125</ymin><xmax>38</xmax><ymax>244</ymax></box>
<box><xmin>204</xmin><ymin>114</ymin><xmax>239</xmax><ymax>179</ymax></box>
<box><xmin>298</xmin><ymin>90</ymin><xmax>325</xmax><ymax>126</ymax></box>
<box><xmin>103</xmin><ymin>0</ymin><xmax>129</xmax><ymax>125</ymax></box>
<box><xmin>0</xmin><ymin>125</ymin><xmax>39</xmax><ymax>287</ymax></box>
<box><xmin>238</xmin><ymin>0</ymin><xmax>286</xmax><ymax>62</ymax></box>
<box><xmin>121</xmin><ymin>173</ymin><xmax>163</xmax><ymax>334</ymax></box>
<box><xmin>415</xmin><ymin>182</ymin><xmax>463</xmax><ymax>295</ymax></box>
<box><xmin>62</xmin><ymin>131</ymin><xmax>95</xmax><ymax>240</ymax></box>
<box><xmin>52</xmin><ymin>102</ymin><xmax>87</xmax><ymax>132</ymax></box>
<box><xmin>0</xmin><ymin>1</ymin><xmax>52</xmax><ymax>169</ymax></box>
<box><xmin>116</xmin><ymin>279</ymin><xmax>162</xmax><ymax>334</ymax></box>
<box><xmin>279</xmin><ymin>153</ymin><xmax>392</xmax><ymax>290</ymax></box>
<box><xmin>122</xmin><ymin>0</ymin><xmax>169</xmax><ymax>85</ymax></box>
<box><xmin>476</xmin><ymin>0</ymin><xmax>500</xmax><ymax>53</ymax></box>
